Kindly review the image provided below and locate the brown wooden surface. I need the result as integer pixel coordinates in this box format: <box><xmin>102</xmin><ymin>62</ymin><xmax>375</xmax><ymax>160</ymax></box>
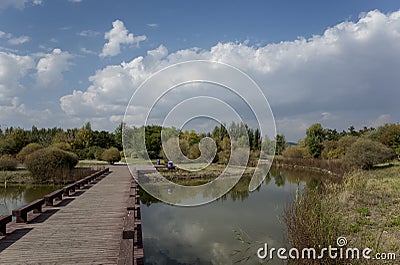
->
<box><xmin>119</xmin><ymin>169</ymin><xmax>144</xmax><ymax>265</ymax></box>
<box><xmin>0</xmin><ymin>165</ymin><xmax>132</xmax><ymax>265</ymax></box>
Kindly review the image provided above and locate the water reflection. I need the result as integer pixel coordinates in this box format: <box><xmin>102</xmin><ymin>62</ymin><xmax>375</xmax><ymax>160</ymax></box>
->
<box><xmin>140</xmin><ymin>167</ymin><xmax>328</xmax><ymax>265</ymax></box>
<box><xmin>0</xmin><ymin>184</ymin><xmax>62</xmax><ymax>215</ymax></box>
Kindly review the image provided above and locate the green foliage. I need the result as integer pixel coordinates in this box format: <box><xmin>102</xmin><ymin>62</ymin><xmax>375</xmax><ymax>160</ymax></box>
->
<box><xmin>17</xmin><ymin>143</ymin><xmax>43</xmax><ymax>162</ymax></box>
<box><xmin>321</xmin><ymin>140</ymin><xmax>340</xmax><ymax>159</ymax></box>
<box><xmin>145</xmin><ymin>125</ymin><xmax>162</xmax><ymax>159</ymax></box>
<box><xmin>51</xmin><ymin>142</ymin><xmax>71</xmax><ymax>151</ymax></box>
<box><xmin>275</xmin><ymin>134</ymin><xmax>287</xmax><ymax>155</ymax></box>
<box><xmin>94</xmin><ymin>146</ymin><xmax>106</xmax><ymax>160</ymax></box>
<box><xmin>0</xmin><ymin>155</ymin><xmax>18</xmax><ymax>171</ymax></box>
<box><xmin>371</xmin><ymin>123</ymin><xmax>400</xmax><ymax>156</ymax></box>
<box><xmin>337</xmin><ymin>135</ymin><xmax>358</xmax><ymax>158</ymax></box>
<box><xmin>25</xmin><ymin>147</ymin><xmax>78</xmax><ymax>182</ymax></box>
<box><xmin>345</xmin><ymin>138</ymin><xmax>395</xmax><ymax>169</ymax></box>
<box><xmin>114</xmin><ymin>122</ymin><xmax>124</xmax><ymax>151</ymax></box>
<box><xmin>305</xmin><ymin>123</ymin><xmax>326</xmax><ymax>158</ymax></box>
<box><xmin>101</xmin><ymin>147</ymin><xmax>121</xmax><ymax>164</ymax></box>
<box><xmin>188</xmin><ymin>144</ymin><xmax>200</xmax><ymax>159</ymax></box>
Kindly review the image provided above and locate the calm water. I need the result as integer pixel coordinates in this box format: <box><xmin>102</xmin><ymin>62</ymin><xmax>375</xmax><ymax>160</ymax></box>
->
<box><xmin>140</xmin><ymin>168</ymin><xmax>325</xmax><ymax>265</ymax></box>
<box><xmin>0</xmin><ymin>184</ymin><xmax>61</xmax><ymax>216</ymax></box>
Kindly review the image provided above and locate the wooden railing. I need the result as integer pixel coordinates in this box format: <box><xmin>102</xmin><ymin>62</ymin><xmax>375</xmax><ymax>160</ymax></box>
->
<box><xmin>0</xmin><ymin>168</ymin><xmax>110</xmax><ymax>234</ymax></box>
<box><xmin>118</xmin><ymin>169</ymin><xmax>144</xmax><ymax>265</ymax></box>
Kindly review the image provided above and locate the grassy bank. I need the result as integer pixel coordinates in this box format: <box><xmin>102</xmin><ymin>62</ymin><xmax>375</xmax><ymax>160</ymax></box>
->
<box><xmin>284</xmin><ymin>162</ymin><xmax>400</xmax><ymax>264</ymax></box>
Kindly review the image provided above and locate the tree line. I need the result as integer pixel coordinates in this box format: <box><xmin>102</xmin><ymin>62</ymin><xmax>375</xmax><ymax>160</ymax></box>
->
<box><xmin>123</xmin><ymin>122</ymin><xmax>271</xmax><ymax>166</ymax></box>
<box><xmin>276</xmin><ymin>123</ymin><xmax>400</xmax><ymax>169</ymax></box>
<box><xmin>0</xmin><ymin>122</ymin><xmax>123</xmax><ymax>160</ymax></box>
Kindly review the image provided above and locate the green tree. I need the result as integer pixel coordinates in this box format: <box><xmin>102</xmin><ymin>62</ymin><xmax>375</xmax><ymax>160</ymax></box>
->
<box><xmin>179</xmin><ymin>138</ymin><xmax>190</xmax><ymax>157</ymax></box>
<box><xmin>114</xmin><ymin>122</ymin><xmax>125</xmax><ymax>151</ymax></box>
<box><xmin>92</xmin><ymin>130</ymin><xmax>115</xmax><ymax>148</ymax></box>
<box><xmin>144</xmin><ymin>125</ymin><xmax>162</xmax><ymax>159</ymax></box>
<box><xmin>188</xmin><ymin>144</ymin><xmax>201</xmax><ymax>159</ymax></box>
<box><xmin>253</xmin><ymin>128</ymin><xmax>261</xmax><ymax>150</ymax></box>
<box><xmin>305</xmin><ymin>123</ymin><xmax>326</xmax><ymax>158</ymax></box>
<box><xmin>76</xmin><ymin>123</ymin><xmax>92</xmax><ymax>149</ymax></box>
<box><xmin>275</xmin><ymin>134</ymin><xmax>287</xmax><ymax>155</ymax></box>
<box><xmin>371</xmin><ymin>124</ymin><xmax>400</xmax><ymax>158</ymax></box>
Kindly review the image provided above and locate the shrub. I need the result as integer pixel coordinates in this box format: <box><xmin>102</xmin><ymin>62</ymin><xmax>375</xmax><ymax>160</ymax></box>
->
<box><xmin>345</xmin><ymin>138</ymin><xmax>395</xmax><ymax>169</ymax></box>
<box><xmin>337</xmin><ymin>136</ymin><xmax>358</xmax><ymax>158</ymax></box>
<box><xmin>16</xmin><ymin>143</ymin><xmax>43</xmax><ymax>162</ymax></box>
<box><xmin>282</xmin><ymin>146</ymin><xmax>307</xmax><ymax>159</ymax></box>
<box><xmin>101</xmin><ymin>147</ymin><xmax>121</xmax><ymax>164</ymax></box>
<box><xmin>25</xmin><ymin>147</ymin><xmax>78</xmax><ymax>182</ymax></box>
<box><xmin>51</xmin><ymin>142</ymin><xmax>72</xmax><ymax>151</ymax></box>
<box><xmin>0</xmin><ymin>155</ymin><xmax>18</xmax><ymax>171</ymax></box>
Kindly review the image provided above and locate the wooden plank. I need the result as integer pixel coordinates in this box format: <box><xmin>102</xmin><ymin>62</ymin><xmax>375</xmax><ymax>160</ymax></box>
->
<box><xmin>118</xmin><ymin>238</ymin><xmax>133</xmax><ymax>265</ymax></box>
<box><xmin>44</xmin><ymin>188</ymin><xmax>64</xmax><ymax>206</ymax></box>
<box><xmin>12</xmin><ymin>198</ymin><xmax>45</xmax><ymax>223</ymax></box>
<box><xmin>127</xmin><ymin>196</ymin><xmax>136</xmax><ymax>210</ymax></box>
<box><xmin>0</xmin><ymin>215</ymin><xmax>12</xmax><ymax>236</ymax></box>
<box><xmin>134</xmin><ymin>248</ymin><xmax>144</xmax><ymax>265</ymax></box>
<box><xmin>122</xmin><ymin>211</ymin><xmax>135</xmax><ymax>239</ymax></box>
<box><xmin>133</xmin><ymin>223</ymin><xmax>143</xmax><ymax>248</ymax></box>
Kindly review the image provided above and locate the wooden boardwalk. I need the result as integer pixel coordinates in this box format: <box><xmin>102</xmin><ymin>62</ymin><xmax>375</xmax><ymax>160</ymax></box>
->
<box><xmin>0</xmin><ymin>165</ymin><xmax>134</xmax><ymax>264</ymax></box>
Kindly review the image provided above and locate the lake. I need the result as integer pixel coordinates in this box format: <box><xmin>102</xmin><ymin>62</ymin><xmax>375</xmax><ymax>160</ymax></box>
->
<box><xmin>140</xmin><ymin>167</ymin><xmax>325</xmax><ymax>265</ymax></box>
<box><xmin>0</xmin><ymin>184</ymin><xmax>61</xmax><ymax>216</ymax></box>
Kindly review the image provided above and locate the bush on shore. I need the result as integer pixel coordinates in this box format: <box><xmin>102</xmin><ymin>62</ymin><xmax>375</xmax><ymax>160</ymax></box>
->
<box><xmin>25</xmin><ymin>147</ymin><xmax>78</xmax><ymax>182</ymax></box>
<box><xmin>282</xmin><ymin>145</ymin><xmax>308</xmax><ymax>159</ymax></box>
<box><xmin>101</xmin><ymin>147</ymin><xmax>121</xmax><ymax>164</ymax></box>
<box><xmin>0</xmin><ymin>155</ymin><xmax>18</xmax><ymax>171</ymax></box>
<box><xmin>345</xmin><ymin>138</ymin><xmax>395</xmax><ymax>169</ymax></box>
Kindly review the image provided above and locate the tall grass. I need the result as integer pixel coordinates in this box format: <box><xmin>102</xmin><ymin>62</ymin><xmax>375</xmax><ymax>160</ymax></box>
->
<box><xmin>283</xmin><ymin>183</ymin><xmax>346</xmax><ymax>265</ymax></box>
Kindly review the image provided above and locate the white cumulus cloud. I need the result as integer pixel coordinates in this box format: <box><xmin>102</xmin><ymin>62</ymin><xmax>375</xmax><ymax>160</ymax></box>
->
<box><xmin>60</xmin><ymin>10</ymin><xmax>400</xmax><ymax>138</ymax></box>
<box><xmin>100</xmin><ymin>20</ymin><xmax>147</xmax><ymax>58</ymax></box>
<box><xmin>36</xmin><ymin>48</ymin><xmax>73</xmax><ymax>90</ymax></box>
<box><xmin>0</xmin><ymin>52</ymin><xmax>34</xmax><ymax>103</ymax></box>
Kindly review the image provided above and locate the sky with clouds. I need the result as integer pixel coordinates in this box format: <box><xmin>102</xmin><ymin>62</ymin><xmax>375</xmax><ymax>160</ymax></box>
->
<box><xmin>0</xmin><ymin>0</ymin><xmax>399</xmax><ymax>141</ymax></box>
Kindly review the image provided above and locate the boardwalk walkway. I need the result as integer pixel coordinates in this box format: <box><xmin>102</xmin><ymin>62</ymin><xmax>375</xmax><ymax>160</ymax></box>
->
<box><xmin>0</xmin><ymin>165</ymin><xmax>133</xmax><ymax>264</ymax></box>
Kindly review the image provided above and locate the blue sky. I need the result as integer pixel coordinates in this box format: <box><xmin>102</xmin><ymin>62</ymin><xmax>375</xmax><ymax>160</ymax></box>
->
<box><xmin>0</xmin><ymin>0</ymin><xmax>399</xmax><ymax>140</ymax></box>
